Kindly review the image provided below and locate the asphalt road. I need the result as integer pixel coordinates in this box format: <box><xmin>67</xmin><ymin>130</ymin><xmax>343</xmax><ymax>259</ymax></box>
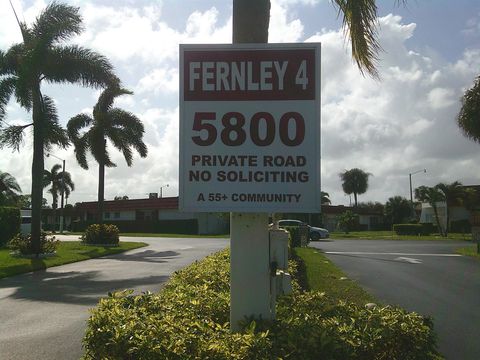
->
<box><xmin>310</xmin><ymin>239</ymin><xmax>480</xmax><ymax>360</ymax></box>
<box><xmin>0</xmin><ymin>235</ymin><xmax>228</xmax><ymax>360</ymax></box>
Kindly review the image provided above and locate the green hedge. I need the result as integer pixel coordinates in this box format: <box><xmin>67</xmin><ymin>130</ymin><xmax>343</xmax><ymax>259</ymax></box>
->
<box><xmin>393</xmin><ymin>223</ymin><xmax>432</xmax><ymax>236</ymax></box>
<box><xmin>84</xmin><ymin>249</ymin><xmax>442</xmax><ymax>360</ymax></box>
<box><xmin>0</xmin><ymin>207</ymin><xmax>20</xmax><ymax>247</ymax></box>
<box><xmin>72</xmin><ymin>219</ymin><xmax>199</xmax><ymax>234</ymax></box>
<box><xmin>283</xmin><ymin>226</ymin><xmax>310</xmax><ymax>248</ymax></box>
<box><xmin>450</xmin><ymin>219</ymin><xmax>471</xmax><ymax>233</ymax></box>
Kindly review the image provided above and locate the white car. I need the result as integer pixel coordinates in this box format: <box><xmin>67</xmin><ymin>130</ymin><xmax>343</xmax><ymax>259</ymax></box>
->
<box><xmin>277</xmin><ymin>219</ymin><xmax>329</xmax><ymax>241</ymax></box>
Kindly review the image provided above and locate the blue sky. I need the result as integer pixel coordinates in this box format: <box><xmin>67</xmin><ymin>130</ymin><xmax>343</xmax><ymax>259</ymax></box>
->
<box><xmin>1</xmin><ymin>0</ymin><xmax>479</xmax><ymax>207</ymax></box>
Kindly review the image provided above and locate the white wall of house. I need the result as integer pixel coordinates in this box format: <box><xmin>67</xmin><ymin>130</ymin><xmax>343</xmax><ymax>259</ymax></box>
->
<box><xmin>158</xmin><ymin>209</ymin><xmax>195</xmax><ymax>220</ymax></box>
<box><xmin>420</xmin><ymin>202</ymin><xmax>447</xmax><ymax>228</ymax></box>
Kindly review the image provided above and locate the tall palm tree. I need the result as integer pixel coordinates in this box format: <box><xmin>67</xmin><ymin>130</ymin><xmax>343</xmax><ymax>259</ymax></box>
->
<box><xmin>339</xmin><ymin>168</ymin><xmax>371</xmax><ymax>207</ymax></box>
<box><xmin>0</xmin><ymin>2</ymin><xmax>117</xmax><ymax>254</ymax></box>
<box><xmin>43</xmin><ymin>164</ymin><xmax>75</xmax><ymax>208</ymax></box>
<box><xmin>457</xmin><ymin>75</ymin><xmax>480</xmax><ymax>142</ymax></box>
<box><xmin>321</xmin><ymin>191</ymin><xmax>331</xmax><ymax>205</ymax></box>
<box><xmin>385</xmin><ymin>195</ymin><xmax>411</xmax><ymax>226</ymax></box>
<box><xmin>415</xmin><ymin>185</ymin><xmax>446</xmax><ymax>236</ymax></box>
<box><xmin>43</xmin><ymin>163</ymin><xmax>74</xmax><ymax>231</ymax></box>
<box><xmin>0</xmin><ymin>170</ymin><xmax>22</xmax><ymax>206</ymax></box>
<box><xmin>67</xmin><ymin>85</ymin><xmax>148</xmax><ymax>223</ymax></box>
<box><xmin>233</xmin><ymin>0</ymin><xmax>397</xmax><ymax>77</ymax></box>
<box><xmin>435</xmin><ymin>181</ymin><xmax>466</xmax><ymax>235</ymax></box>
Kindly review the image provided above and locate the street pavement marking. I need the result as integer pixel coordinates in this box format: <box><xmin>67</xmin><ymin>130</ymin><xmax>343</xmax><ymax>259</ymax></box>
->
<box><xmin>324</xmin><ymin>252</ymin><xmax>462</xmax><ymax>257</ymax></box>
<box><xmin>395</xmin><ymin>257</ymin><xmax>422</xmax><ymax>264</ymax></box>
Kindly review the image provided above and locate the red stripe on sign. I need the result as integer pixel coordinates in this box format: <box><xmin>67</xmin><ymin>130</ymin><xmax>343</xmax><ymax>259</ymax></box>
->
<box><xmin>184</xmin><ymin>49</ymin><xmax>315</xmax><ymax>101</ymax></box>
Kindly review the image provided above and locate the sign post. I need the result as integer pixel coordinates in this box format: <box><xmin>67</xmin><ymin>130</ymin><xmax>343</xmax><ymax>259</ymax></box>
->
<box><xmin>180</xmin><ymin>43</ymin><xmax>321</xmax><ymax>330</ymax></box>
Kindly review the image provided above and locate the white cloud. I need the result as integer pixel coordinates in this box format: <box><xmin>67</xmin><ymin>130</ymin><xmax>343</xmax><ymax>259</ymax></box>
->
<box><xmin>136</xmin><ymin>68</ymin><xmax>179</xmax><ymax>95</ymax></box>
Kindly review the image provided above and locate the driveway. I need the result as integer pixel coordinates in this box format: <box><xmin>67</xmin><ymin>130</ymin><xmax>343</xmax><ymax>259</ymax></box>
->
<box><xmin>0</xmin><ymin>235</ymin><xmax>228</xmax><ymax>360</ymax></box>
<box><xmin>310</xmin><ymin>239</ymin><xmax>480</xmax><ymax>360</ymax></box>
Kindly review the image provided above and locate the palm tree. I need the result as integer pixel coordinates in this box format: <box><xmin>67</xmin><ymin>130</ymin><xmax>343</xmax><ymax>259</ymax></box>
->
<box><xmin>457</xmin><ymin>75</ymin><xmax>480</xmax><ymax>142</ymax></box>
<box><xmin>415</xmin><ymin>185</ymin><xmax>446</xmax><ymax>236</ymax></box>
<box><xmin>435</xmin><ymin>181</ymin><xmax>466</xmax><ymax>235</ymax></box>
<box><xmin>339</xmin><ymin>168</ymin><xmax>371</xmax><ymax>207</ymax></box>
<box><xmin>321</xmin><ymin>191</ymin><xmax>331</xmax><ymax>205</ymax></box>
<box><xmin>385</xmin><ymin>196</ymin><xmax>411</xmax><ymax>226</ymax></box>
<box><xmin>68</xmin><ymin>85</ymin><xmax>148</xmax><ymax>224</ymax></box>
<box><xmin>43</xmin><ymin>164</ymin><xmax>74</xmax><ymax>231</ymax></box>
<box><xmin>0</xmin><ymin>2</ymin><xmax>117</xmax><ymax>254</ymax></box>
<box><xmin>0</xmin><ymin>170</ymin><xmax>22</xmax><ymax>206</ymax></box>
<box><xmin>233</xmin><ymin>0</ymin><xmax>396</xmax><ymax>77</ymax></box>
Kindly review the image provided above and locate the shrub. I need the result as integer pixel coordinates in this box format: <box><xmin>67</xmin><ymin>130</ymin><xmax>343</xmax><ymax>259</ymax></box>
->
<box><xmin>337</xmin><ymin>210</ymin><xmax>358</xmax><ymax>233</ymax></box>
<box><xmin>84</xmin><ymin>249</ymin><xmax>442</xmax><ymax>360</ymax></box>
<box><xmin>0</xmin><ymin>206</ymin><xmax>20</xmax><ymax>246</ymax></box>
<box><xmin>81</xmin><ymin>224</ymin><xmax>120</xmax><ymax>245</ymax></box>
<box><xmin>8</xmin><ymin>232</ymin><xmax>59</xmax><ymax>255</ymax></box>
<box><xmin>393</xmin><ymin>223</ymin><xmax>432</xmax><ymax>236</ymax></box>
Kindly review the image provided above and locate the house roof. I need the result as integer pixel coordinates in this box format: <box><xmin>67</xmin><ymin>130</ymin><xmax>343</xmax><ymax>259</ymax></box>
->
<box><xmin>322</xmin><ymin>204</ymin><xmax>383</xmax><ymax>216</ymax></box>
<box><xmin>76</xmin><ymin>197</ymin><xmax>178</xmax><ymax>212</ymax></box>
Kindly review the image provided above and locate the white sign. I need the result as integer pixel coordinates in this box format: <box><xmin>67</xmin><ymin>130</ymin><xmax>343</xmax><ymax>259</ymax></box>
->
<box><xmin>179</xmin><ymin>43</ymin><xmax>321</xmax><ymax>213</ymax></box>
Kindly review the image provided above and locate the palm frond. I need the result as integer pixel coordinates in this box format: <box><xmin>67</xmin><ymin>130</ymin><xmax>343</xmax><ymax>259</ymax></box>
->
<box><xmin>0</xmin><ymin>170</ymin><xmax>22</xmax><ymax>194</ymax></box>
<box><xmin>94</xmin><ymin>86</ymin><xmax>133</xmax><ymax>115</ymax></box>
<box><xmin>1</xmin><ymin>44</ymin><xmax>25</xmax><ymax>75</ymax></box>
<box><xmin>109</xmin><ymin>108</ymin><xmax>145</xmax><ymax>135</ymax></box>
<box><xmin>60</xmin><ymin>171</ymin><xmax>75</xmax><ymax>191</ymax></box>
<box><xmin>74</xmin><ymin>136</ymin><xmax>90</xmax><ymax>170</ymax></box>
<box><xmin>333</xmin><ymin>0</ymin><xmax>380</xmax><ymax>78</ymax></box>
<box><xmin>32</xmin><ymin>1</ymin><xmax>83</xmax><ymax>47</ymax></box>
<box><xmin>41</xmin><ymin>95</ymin><xmax>70</xmax><ymax>149</ymax></box>
<box><xmin>67</xmin><ymin>113</ymin><xmax>93</xmax><ymax>141</ymax></box>
<box><xmin>67</xmin><ymin>113</ymin><xmax>93</xmax><ymax>169</ymax></box>
<box><xmin>43</xmin><ymin>45</ymin><xmax>119</xmax><ymax>89</ymax></box>
<box><xmin>0</xmin><ymin>77</ymin><xmax>16</xmax><ymax>112</ymax></box>
<box><xmin>88</xmin><ymin>129</ymin><xmax>115</xmax><ymax>168</ymax></box>
<box><xmin>108</xmin><ymin>109</ymin><xmax>148</xmax><ymax>159</ymax></box>
<box><xmin>0</xmin><ymin>123</ymin><xmax>33</xmax><ymax>151</ymax></box>
<box><xmin>458</xmin><ymin>75</ymin><xmax>480</xmax><ymax>143</ymax></box>
<box><xmin>14</xmin><ymin>76</ymin><xmax>33</xmax><ymax>110</ymax></box>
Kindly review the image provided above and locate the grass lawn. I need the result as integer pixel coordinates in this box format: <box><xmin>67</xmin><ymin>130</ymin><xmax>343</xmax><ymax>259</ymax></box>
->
<box><xmin>294</xmin><ymin>247</ymin><xmax>375</xmax><ymax>305</ymax></box>
<box><xmin>0</xmin><ymin>241</ymin><xmax>147</xmax><ymax>279</ymax></box>
<box><xmin>456</xmin><ymin>245</ymin><xmax>480</xmax><ymax>259</ymax></box>
<box><xmin>330</xmin><ymin>230</ymin><xmax>471</xmax><ymax>241</ymax></box>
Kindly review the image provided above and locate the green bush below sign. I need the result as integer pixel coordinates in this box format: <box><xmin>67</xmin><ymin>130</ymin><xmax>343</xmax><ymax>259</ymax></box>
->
<box><xmin>84</xmin><ymin>249</ymin><xmax>442</xmax><ymax>359</ymax></box>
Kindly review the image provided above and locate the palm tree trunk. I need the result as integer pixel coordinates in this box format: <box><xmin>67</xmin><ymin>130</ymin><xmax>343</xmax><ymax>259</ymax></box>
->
<box><xmin>432</xmin><ymin>204</ymin><xmax>445</xmax><ymax>237</ymax></box>
<box><xmin>354</xmin><ymin>192</ymin><xmax>358</xmax><ymax>207</ymax></box>
<box><xmin>31</xmin><ymin>85</ymin><xmax>44</xmax><ymax>255</ymax></box>
<box><xmin>233</xmin><ymin>0</ymin><xmax>270</xmax><ymax>43</ymax></box>
<box><xmin>98</xmin><ymin>162</ymin><xmax>105</xmax><ymax>225</ymax></box>
<box><xmin>97</xmin><ymin>139</ymin><xmax>106</xmax><ymax>225</ymax></box>
<box><xmin>445</xmin><ymin>204</ymin><xmax>450</xmax><ymax>236</ymax></box>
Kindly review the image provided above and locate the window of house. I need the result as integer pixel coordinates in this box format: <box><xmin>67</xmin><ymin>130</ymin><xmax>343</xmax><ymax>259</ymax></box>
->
<box><xmin>114</xmin><ymin>212</ymin><xmax>120</xmax><ymax>219</ymax></box>
<box><xmin>105</xmin><ymin>212</ymin><xmax>110</xmax><ymax>219</ymax></box>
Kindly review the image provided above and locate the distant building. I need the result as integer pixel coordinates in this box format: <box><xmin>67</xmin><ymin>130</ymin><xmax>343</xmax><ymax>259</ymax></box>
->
<box><xmin>73</xmin><ymin>196</ymin><xmax>228</xmax><ymax>235</ymax></box>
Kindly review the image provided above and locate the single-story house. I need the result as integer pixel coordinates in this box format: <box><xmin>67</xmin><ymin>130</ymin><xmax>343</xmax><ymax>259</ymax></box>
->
<box><xmin>73</xmin><ymin>196</ymin><xmax>229</xmax><ymax>235</ymax></box>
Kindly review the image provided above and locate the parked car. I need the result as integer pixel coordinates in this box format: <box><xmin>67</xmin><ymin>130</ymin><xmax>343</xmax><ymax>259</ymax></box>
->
<box><xmin>276</xmin><ymin>219</ymin><xmax>329</xmax><ymax>240</ymax></box>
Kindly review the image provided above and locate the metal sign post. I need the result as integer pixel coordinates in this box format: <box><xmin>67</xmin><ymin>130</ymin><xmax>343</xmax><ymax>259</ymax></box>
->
<box><xmin>179</xmin><ymin>43</ymin><xmax>321</xmax><ymax>330</ymax></box>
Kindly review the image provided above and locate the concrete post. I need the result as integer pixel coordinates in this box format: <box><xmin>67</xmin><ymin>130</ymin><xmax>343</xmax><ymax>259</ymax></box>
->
<box><xmin>230</xmin><ymin>212</ymin><xmax>271</xmax><ymax>331</ymax></box>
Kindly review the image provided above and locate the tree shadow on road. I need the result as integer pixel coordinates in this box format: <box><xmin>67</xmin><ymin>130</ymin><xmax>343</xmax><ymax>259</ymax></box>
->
<box><xmin>1</xmin><ymin>249</ymin><xmax>182</xmax><ymax>305</ymax></box>
<box><xmin>3</xmin><ymin>270</ymin><xmax>170</xmax><ymax>305</ymax></box>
